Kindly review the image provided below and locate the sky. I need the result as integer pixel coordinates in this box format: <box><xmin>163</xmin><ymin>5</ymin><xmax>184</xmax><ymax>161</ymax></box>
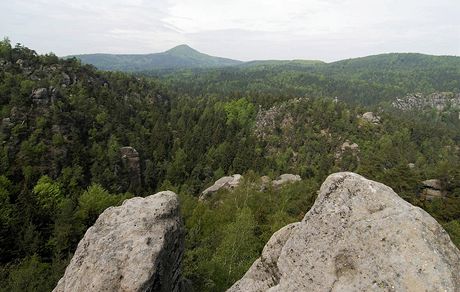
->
<box><xmin>1</xmin><ymin>0</ymin><xmax>459</xmax><ymax>61</ymax></box>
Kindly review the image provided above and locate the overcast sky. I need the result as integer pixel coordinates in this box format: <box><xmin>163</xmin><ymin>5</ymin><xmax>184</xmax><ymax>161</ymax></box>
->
<box><xmin>1</xmin><ymin>0</ymin><xmax>459</xmax><ymax>61</ymax></box>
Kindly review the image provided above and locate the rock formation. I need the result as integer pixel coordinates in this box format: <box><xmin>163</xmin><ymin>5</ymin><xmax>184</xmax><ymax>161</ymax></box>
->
<box><xmin>393</xmin><ymin>92</ymin><xmax>460</xmax><ymax>111</ymax></box>
<box><xmin>271</xmin><ymin>174</ymin><xmax>301</xmax><ymax>188</ymax></box>
<box><xmin>120</xmin><ymin>146</ymin><xmax>142</xmax><ymax>189</ymax></box>
<box><xmin>361</xmin><ymin>112</ymin><xmax>381</xmax><ymax>124</ymax></box>
<box><xmin>421</xmin><ymin>178</ymin><xmax>444</xmax><ymax>200</ymax></box>
<box><xmin>229</xmin><ymin>172</ymin><xmax>460</xmax><ymax>292</ymax></box>
<box><xmin>335</xmin><ymin>140</ymin><xmax>360</xmax><ymax>161</ymax></box>
<box><xmin>200</xmin><ymin>174</ymin><xmax>242</xmax><ymax>200</ymax></box>
<box><xmin>53</xmin><ymin>191</ymin><xmax>185</xmax><ymax>292</ymax></box>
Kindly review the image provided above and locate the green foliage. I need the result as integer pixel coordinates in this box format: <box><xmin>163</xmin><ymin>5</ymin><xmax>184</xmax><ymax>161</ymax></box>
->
<box><xmin>0</xmin><ymin>41</ymin><xmax>459</xmax><ymax>291</ymax></box>
<box><xmin>33</xmin><ymin>176</ymin><xmax>63</xmax><ymax>212</ymax></box>
<box><xmin>0</xmin><ymin>255</ymin><xmax>54</xmax><ymax>292</ymax></box>
<box><xmin>76</xmin><ymin>184</ymin><xmax>131</xmax><ymax>226</ymax></box>
<box><xmin>210</xmin><ymin>207</ymin><xmax>258</xmax><ymax>289</ymax></box>
<box><xmin>224</xmin><ymin>98</ymin><xmax>255</xmax><ymax>126</ymax></box>
<box><xmin>181</xmin><ymin>177</ymin><xmax>317</xmax><ymax>291</ymax></box>
<box><xmin>443</xmin><ymin>220</ymin><xmax>460</xmax><ymax>247</ymax></box>
<box><xmin>0</xmin><ymin>37</ymin><xmax>12</xmax><ymax>58</ymax></box>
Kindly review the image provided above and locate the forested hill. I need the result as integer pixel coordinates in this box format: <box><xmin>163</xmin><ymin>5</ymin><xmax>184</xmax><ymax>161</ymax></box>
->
<box><xmin>69</xmin><ymin>44</ymin><xmax>242</xmax><ymax>72</ymax></box>
<box><xmin>155</xmin><ymin>52</ymin><xmax>460</xmax><ymax>105</ymax></box>
<box><xmin>1</xmin><ymin>40</ymin><xmax>460</xmax><ymax>291</ymax></box>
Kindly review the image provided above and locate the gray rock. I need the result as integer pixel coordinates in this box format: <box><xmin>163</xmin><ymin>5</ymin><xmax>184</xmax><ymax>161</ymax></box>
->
<box><xmin>271</xmin><ymin>174</ymin><xmax>301</xmax><ymax>188</ymax></box>
<box><xmin>200</xmin><ymin>174</ymin><xmax>242</xmax><ymax>200</ymax></box>
<box><xmin>361</xmin><ymin>112</ymin><xmax>381</xmax><ymax>124</ymax></box>
<box><xmin>229</xmin><ymin>172</ymin><xmax>460</xmax><ymax>292</ymax></box>
<box><xmin>53</xmin><ymin>191</ymin><xmax>184</xmax><ymax>292</ymax></box>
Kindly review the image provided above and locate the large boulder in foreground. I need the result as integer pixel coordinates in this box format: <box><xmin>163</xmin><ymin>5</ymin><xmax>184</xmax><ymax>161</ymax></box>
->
<box><xmin>229</xmin><ymin>172</ymin><xmax>460</xmax><ymax>292</ymax></box>
<box><xmin>54</xmin><ymin>191</ymin><xmax>184</xmax><ymax>292</ymax></box>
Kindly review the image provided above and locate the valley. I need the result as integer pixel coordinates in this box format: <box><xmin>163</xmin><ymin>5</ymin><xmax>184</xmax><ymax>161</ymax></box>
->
<box><xmin>0</xmin><ymin>39</ymin><xmax>460</xmax><ymax>291</ymax></box>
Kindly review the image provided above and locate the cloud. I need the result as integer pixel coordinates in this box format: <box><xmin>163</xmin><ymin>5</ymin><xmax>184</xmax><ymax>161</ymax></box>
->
<box><xmin>0</xmin><ymin>0</ymin><xmax>458</xmax><ymax>60</ymax></box>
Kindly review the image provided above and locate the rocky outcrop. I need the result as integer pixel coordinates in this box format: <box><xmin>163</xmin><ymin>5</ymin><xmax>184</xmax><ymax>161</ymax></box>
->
<box><xmin>53</xmin><ymin>191</ymin><xmax>185</xmax><ymax>292</ymax></box>
<box><xmin>271</xmin><ymin>174</ymin><xmax>301</xmax><ymax>188</ymax></box>
<box><xmin>120</xmin><ymin>146</ymin><xmax>142</xmax><ymax>189</ymax></box>
<box><xmin>30</xmin><ymin>87</ymin><xmax>60</xmax><ymax>106</ymax></box>
<box><xmin>335</xmin><ymin>140</ymin><xmax>359</xmax><ymax>161</ymax></box>
<box><xmin>361</xmin><ymin>112</ymin><xmax>381</xmax><ymax>124</ymax></box>
<box><xmin>254</xmin><ymin>98</ymin><xmax>305</xmax><ymax>142</ymax></box>
<box><xmin>393</xmin><ymin>92</ymin><xmax>460</xmax><ymax>111</ymax></box>
<box><xmin>229</xmin><ymin>172</ymin><xmax>460</xmax><ymax>291</ymax></box>
<box><xmin>200</xmin><ymin>174</ymin><xmax>242</xmax><ymax>200</ymax></box>
<box><xmin>421</xmin><ymin>178</ymin><xmax>444</xmax><ymax>200</ymax></box>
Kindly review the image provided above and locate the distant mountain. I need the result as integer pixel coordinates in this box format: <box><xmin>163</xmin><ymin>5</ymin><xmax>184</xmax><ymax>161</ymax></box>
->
<box><xmin>154</xmin><ymin>52</ymin><xmax>460</xmax><ymax>105</ymax></box>
<box><xmin>68</xmin><ymin>45</ymin><xmax>243</xmax><ymax>71</ymax></box>
<box><xmin>238</xmin><ymin>59</ymin><xmax>325</xmax><ymax>68</ymax></box>
<box><xmin>326</xmin><ymin>52</ymin><xmax>460</xmax><ymax>71</ymax></box>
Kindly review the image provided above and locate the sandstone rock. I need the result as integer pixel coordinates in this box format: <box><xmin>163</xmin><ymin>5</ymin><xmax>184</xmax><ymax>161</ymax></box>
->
<box><xmin>361</xmin><ymin>112</ymin><xmax>381</xmax><ymax>124</ymax></box>
<box><xmin>335</xmin><ymin>140</ymin><xmax>359</xmax><ymax>160</ymax></box>
<box><xmin>229</xmin><ymin>172</ymin><xmax>460</xmax><ymax>292</ymax></box>
<box><xmin>15</xmin><ymin>59</ymin><xmax>24</xmax><ymax>67</ymax></box>
<box><xmin>120</xmin><ymin>146</ymin><xmax>142</xmax><ymax>189</ymax></box>
<box><xmin>53</xmin><ymin>191</ymin><xmax>184</xmax><ymax>292</ymax></box>
<box><xmin>422</xmin><ymin>188</ymin><xmax>443</xmax><ymax>200</ymax></box>
<box><xmin>200</xmin><ymin>174</ymin><xmax>242</xmax><ymax>200</ymax></box>
<box><xmin>422</xmin><ymin>179</ymin><xmax>442</xmax><ymax>190</ymax></box>
<box><xmin>272</xmin><ymin>174</ymin><xmax>301</xmax><ymax>188</ymax></box>
<box><xmin>421</xmin><ymin>179</ymin><xmax>444</xmax><ymax>200</ymax></box>
<box><xmin>393</xmin><ymin>92</ymin><xmax>460</xmax><ymax>111</ymax></box>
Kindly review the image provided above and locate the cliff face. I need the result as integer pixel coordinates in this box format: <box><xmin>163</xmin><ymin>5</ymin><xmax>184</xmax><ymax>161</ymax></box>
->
<box><xmin>229</xmin><ymin>172</ymin><xmax>460</xmax><ymax>291</ymax></box>
<box><xmin>393</xmin><ymin>92</ymin><xmax>460</xmax><ymax>111</ymax></box>
<box><xmin>53</xmin><ymin>191</ymin><xmax>184</xmax><ymax>292</ymax></box>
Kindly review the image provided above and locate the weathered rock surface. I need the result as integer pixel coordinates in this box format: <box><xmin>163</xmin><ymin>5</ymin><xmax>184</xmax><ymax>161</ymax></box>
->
<box><xmin>200</xmin><ymin>174</ymin><xmax>242</xmax><ymax>200</ymax></box>
<box><xmin>229</xmin><ymin>172</ymin><xmax>460</xmax><ymax>292</ymax></box>
<box><xmin>53</xmin><ymin>191</ymin><xmax>185</xmax><ymax>292</ymax></box>
<box><xmin>272</xmin><ymin>174</ymin><xmax>301</xmax><ymax>188</ymax></box>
